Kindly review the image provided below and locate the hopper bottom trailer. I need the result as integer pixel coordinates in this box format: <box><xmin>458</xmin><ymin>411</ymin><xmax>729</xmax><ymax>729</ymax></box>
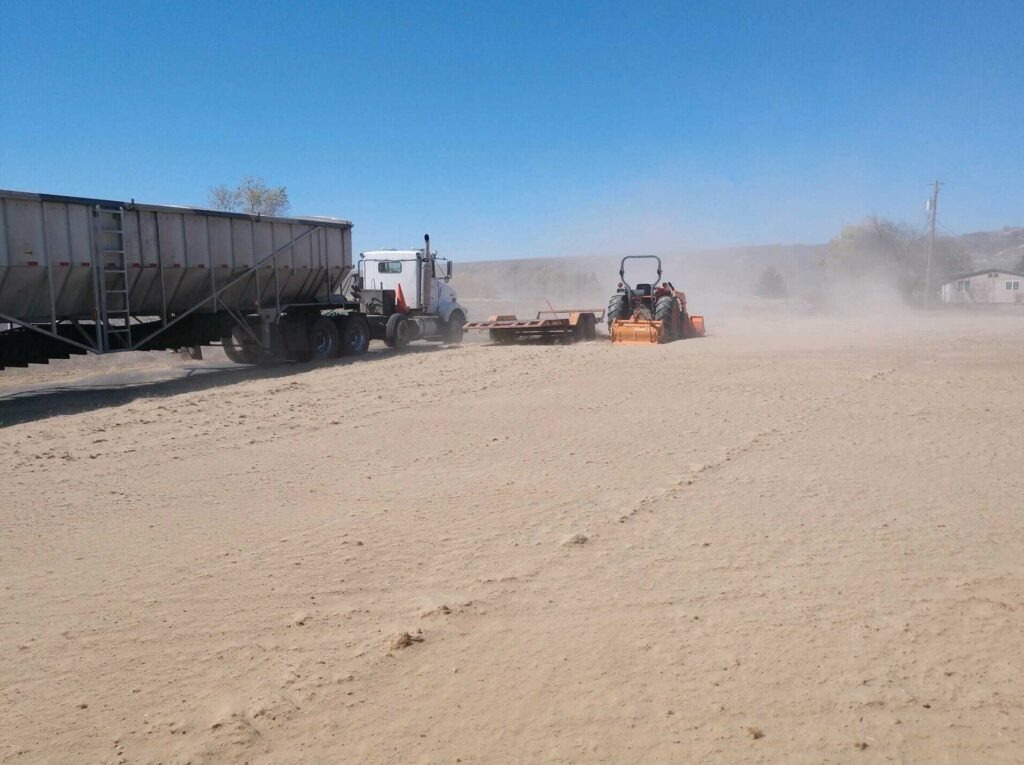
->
<box><xmin>0</xmin><ymin>190</ymin><xmax>467</xmax><ymax>370</ymax></box>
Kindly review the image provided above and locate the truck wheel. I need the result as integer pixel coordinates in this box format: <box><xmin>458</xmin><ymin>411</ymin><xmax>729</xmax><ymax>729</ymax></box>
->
<box><xmin>607</xmin><ymin>294</ymin><xmax>629</xmax><ymax>329</ymax></box>
<box><xmin>654</xmin><ymin>296</ymin><xmax>678</xmax><ymax>342</ymax></box>
<box><xmin>308</xmin><ymin>316</ymin><xmax>340</xmax><ymax>360</ymax></box>
<box><xmin>222</xmin><ymin>325</ymin><xmax>259</xmax><ymax>364</ymax></box>
<box><xmin>339</xmin><ymin>315</ymin><xmax>370</xmax><ymax>355</ymax></box>
<box><xmin>384</xmin><ymin>314</ymin><xmax>410</xmax><ymax>350</ymax></box>
<box><xmin>444</xmin><ymin>311</ymin><xmax>465</xmax><ymax>345</ymax></box>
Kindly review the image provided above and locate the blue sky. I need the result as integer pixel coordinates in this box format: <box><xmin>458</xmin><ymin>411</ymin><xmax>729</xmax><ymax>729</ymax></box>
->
<box><xmin>1</xmin><ymin>0</ymin><xmax>1021</xmax><ymax>260</ymax></box>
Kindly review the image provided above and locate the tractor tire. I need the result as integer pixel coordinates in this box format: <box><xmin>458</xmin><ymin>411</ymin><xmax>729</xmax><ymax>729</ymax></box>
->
<box><xmin>654</xmin><ymin>295</ymin><xmax>678</xmax><ymax>343</ymax></box>
<box><xmin>308</xmin><ymin>316</ymin><xmax>341</xmax><ymax>361</ymax></box>
<box><xmin>384</xmin><ymin>314</ymin><xmax>411</xmax><ymax>350</ymax></box>
<box><xmin>607</xmin><ymin>294</ymin><xmax>629</xmax><ymax>330</ymax></box>
<box><xmin>444</xmin><ymin>311</ymin><xmax>466</xmax><ymax>345</ymax></box>
<box><xmin>338</xmin><ymin>315</ymin><xmax>370</xmax><ymax>356</ymax></box>
<box><xmin>222</xmin><ymin>325</ymin><xmax>259</xmax><ymax>364</ymax></box>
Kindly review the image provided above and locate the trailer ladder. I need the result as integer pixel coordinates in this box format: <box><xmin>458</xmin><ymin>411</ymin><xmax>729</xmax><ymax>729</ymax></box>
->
<box><xmin>97</xmin><ymin>207</ymin><xmax>132</xmax><ymax>350</ymax></box>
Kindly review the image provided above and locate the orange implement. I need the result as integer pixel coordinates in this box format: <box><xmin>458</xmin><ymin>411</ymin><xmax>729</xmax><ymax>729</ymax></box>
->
<box><xmin>610</xmin><ymin>317</ymin><xmax>664</xmax><ymax>344</ymax></box>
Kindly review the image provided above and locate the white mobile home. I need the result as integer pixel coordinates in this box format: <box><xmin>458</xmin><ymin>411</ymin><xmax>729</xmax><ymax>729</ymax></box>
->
<box><xmin>940</xmin><ymin>270</ymin><xmax>1024</xmax><ymax>305</ymax></box>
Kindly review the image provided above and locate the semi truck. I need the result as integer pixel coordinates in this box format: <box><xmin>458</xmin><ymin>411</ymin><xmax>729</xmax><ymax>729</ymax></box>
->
<box><xmin>0</xmin><ymin>189</ymin><xmax>467</xmax><ymax>370</ymax></box>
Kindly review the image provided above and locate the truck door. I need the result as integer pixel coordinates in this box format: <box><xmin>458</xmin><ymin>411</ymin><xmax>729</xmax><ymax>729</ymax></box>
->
<box><xmin>361</xmin><ymin>259</ymin><xmax>421</xmax><ymax>309</ymax></box>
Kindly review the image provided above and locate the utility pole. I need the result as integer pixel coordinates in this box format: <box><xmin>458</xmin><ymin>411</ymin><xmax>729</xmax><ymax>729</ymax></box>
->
<box><xmin>925</xmin><ymin>180</ymin><xmax>942</xmax><ymax>309</ymax></box>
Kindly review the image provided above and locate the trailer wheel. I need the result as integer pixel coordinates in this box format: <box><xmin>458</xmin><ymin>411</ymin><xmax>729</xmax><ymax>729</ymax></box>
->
<box><xmin>572</xmin><ymin>313</ymin><xmax>597</xmax><ymax>342</ymax></box>
<box><xmin>384</xmin><ymin>314</ymin><xmax>411</xmax><ymax>350</ymax></box>
<box><xmin>222</xmin><ymin>325</ymin><xmax>259</xmax><ymax>364</ymax></box>
<box><xmin>444</xmin><ymin>311</ymin><xmax>465</xmax><ymax>345</ymax></box>
<box><xmin>654</xmin><ymin>296</ymin><xmax>678</xmax><ymax>343</ymax></box>
<box><xmin>308</xmin><ymin>316</ymin><xmax>341</xmax><ymax>360</ymax></box>
<box><xmin>339</xmin><ymin>315</ymin><xmax>370</xmax><ymax>355</ymax></box>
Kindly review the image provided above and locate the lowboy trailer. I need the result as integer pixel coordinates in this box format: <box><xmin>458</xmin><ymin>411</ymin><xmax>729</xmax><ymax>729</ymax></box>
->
<box><xmin>465</xmin><ymin>309</ymin><xmax>602</xmax><ymax>344</ymax></box>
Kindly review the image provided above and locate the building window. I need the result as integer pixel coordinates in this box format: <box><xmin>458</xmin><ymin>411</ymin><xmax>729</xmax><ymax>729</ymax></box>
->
<box><xmin>956</xmin><ymin>280</ymin><xmax>971</xmax><ymax>292</ymax></box>
<box><xmin>1006</xmin><ymin>281</ymin><xmax>1020</xmax><ymax>291</ymax></box>
<box><xmin>377</xmin><ymin>261</ymin><xmax>402</xmax><ymax>274</ymax></box>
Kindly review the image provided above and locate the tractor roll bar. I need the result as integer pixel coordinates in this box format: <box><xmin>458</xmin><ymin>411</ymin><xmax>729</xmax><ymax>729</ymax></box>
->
<box><xmin>619</xmin><ymin>255</ymin><xmax>662</xmax><ymax>287</ymax></box>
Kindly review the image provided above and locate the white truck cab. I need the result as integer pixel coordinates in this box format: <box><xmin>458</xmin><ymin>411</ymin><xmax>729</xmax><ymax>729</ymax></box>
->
<box><xmin>355</xmin><ymin>235</ymin><xmax>467</xmax><ymax>348</ymax></box>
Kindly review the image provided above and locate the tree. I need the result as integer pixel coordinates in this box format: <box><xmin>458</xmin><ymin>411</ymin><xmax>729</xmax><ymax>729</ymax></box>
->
<box><xmin>1016</xmin><ymin>251</ymin><xmax>1024</xmax><ymax>275</ymax></box>
<box><xmin>754</xmin><ymin>265</ymin><xmax>787</xmax><ymax>298</ymax></box>
<box><xmin>825</xmin><ymin>217</ymin><xmax>971</xmax><ymax>302</ymax></box>
<box><xmin>209</xmin><ymin>176</ymin><xmax>290</xmax><ymax>216</ymax></box>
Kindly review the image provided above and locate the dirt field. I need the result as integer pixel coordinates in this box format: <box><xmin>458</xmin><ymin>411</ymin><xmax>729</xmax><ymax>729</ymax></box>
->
<box><xmin>1</xmin><ymin>311</ymin><xmax>1022</xmax><ymax>764</ymax></box>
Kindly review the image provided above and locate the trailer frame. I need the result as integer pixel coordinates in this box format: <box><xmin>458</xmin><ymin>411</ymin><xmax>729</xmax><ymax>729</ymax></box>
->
<box><xmin>465</xmin><ymin>309</ymin><xmax>603</xmax><ymax>344</ymax></box>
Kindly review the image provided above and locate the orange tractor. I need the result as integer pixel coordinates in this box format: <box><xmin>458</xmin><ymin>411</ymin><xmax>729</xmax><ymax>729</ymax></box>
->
<box><xmin>607</xmin><ymin>255</ymin><xmax>706</xmax><ymax>344</ymax></box>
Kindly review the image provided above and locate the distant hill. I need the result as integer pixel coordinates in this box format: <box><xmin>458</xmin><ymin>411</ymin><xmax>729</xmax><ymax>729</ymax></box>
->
<box><xmin>455</xmin><ymin>243</ymin><xmax>825</xmax><ymax>305</ymax></box>
<box><xmin>953</xmin><ymin>227</ymin><xmax>1024</xmax><ymax>272</ymax></box>
<box><xmin>453</xmin><ymin>226</ymin><xmax>1022</xmax><ymax>308</ymax></box>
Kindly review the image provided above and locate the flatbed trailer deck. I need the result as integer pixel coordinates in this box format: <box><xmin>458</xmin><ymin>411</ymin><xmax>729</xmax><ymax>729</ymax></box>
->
<box><xmin>465</xmin><ymin>309</ymin><xmax>603</xmax><ymax>344</ymax></box>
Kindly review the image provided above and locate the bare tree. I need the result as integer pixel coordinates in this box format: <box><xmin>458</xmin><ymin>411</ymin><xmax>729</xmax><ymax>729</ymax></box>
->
<box><xmin>208</xmin><ymin>176</ymin><xmax>290</xmax><ymax>216</ymax></box>
<box><xmin>826</xmin><ymin>216</ymin><xmax>970</xmax><ymax>302</ymax></box>
<box><xmin>209</xmin><ymin>184</ymin><xmax>239</xmax><ymax>211</ymax></box>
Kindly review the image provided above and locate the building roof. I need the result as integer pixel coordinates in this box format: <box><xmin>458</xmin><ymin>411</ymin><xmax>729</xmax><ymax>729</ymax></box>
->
<box><xmin>941</xmin><ymin>269</ymin><xmax>1024</xmax><ymax>284</ymax></box>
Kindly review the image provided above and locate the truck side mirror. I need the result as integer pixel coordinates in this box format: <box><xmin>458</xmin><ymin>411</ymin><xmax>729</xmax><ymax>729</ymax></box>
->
<box><xmin>446</xmin><ymin>261</ymin><xmax>453</xmax><ymax>281</ymax></box>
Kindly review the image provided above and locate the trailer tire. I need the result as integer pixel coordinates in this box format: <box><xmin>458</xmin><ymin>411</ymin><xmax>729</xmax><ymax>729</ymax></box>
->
<box><xmin>607</xmin><ymin>294</ymin><xmax>629</xmax><ymax>329</ymax></box>
<box><xmin>339</xmin><ymin>315</ymin><xmax>370</xmax><ymax>356</ymax></box>
<box><xmin>222</xmin><ymin>325</ymin><xmax>259</xmax><ymax>364</ymax></box>
<box><xmin>308</xmin><ymin>316</ymin><xmax>341</xmax><ymax>361</ymax></box>
<box><xmin>444</xmin><ymin>311</ymin><xmax>465</xmax><ymax>345</ymax></box>
<box><xmin>572</xmin><ymin>318</ymin><xmax>586</xmax><ymax>342</ymax></box>
<box><xmin>384</xmin><ymin>314</ymin><xmax>411</xmax><ymax>350</ymax></box>
<box><xmin>572</xmin><ymin>313</ymin><xmax>597</xmax><ymax>342</ymax></box>
<box><xmin>654</xmin><ymin>295</ymin><xmax>678</xmax><ymax>343</ymax></box>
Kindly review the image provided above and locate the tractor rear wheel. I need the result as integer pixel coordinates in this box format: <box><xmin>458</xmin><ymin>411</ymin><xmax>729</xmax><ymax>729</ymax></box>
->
<box><xmin>654</xmin><ymin>295</ymin><xmax>678</xmax><ymax>343</ymax></box>
<box><xmin>607</xmin><ymin>294</ymin><xmax>629</xmax><ymax>329</ymax></box>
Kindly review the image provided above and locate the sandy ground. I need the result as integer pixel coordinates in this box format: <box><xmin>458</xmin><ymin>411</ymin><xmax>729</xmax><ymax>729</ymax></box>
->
<box><xmin>1</xmin><ymin>311</ymin><xmax>1022</xmax><ymax>764</ymax></box>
